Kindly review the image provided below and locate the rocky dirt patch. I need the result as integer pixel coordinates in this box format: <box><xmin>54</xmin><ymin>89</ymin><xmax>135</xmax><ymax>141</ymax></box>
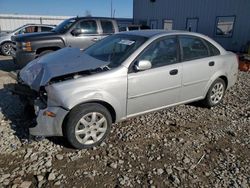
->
<box><xmin>0</xmin><ymin>58</ymin><xmax>249</xmax><ymax>187</ymax></box>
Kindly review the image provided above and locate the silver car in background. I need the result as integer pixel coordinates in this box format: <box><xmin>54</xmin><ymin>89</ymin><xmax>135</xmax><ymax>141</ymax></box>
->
<box><xmin>18</xmin><ymin>30</ymin><xmax>238</xmax><ymax>149</ymax></box>
<box><xmin>0</xmin><ymin>24</ymin><xmax>55</xmax><ymax>56</ymax></box>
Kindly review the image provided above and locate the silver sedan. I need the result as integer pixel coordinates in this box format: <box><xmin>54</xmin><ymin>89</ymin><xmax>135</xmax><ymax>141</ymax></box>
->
<box><xmin>19</xmin><ymin>30</ymin><xmax>238</xmax><ymax>149</ymax></box>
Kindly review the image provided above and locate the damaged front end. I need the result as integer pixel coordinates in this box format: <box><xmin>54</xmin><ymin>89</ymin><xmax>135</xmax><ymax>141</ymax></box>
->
<box><xmin>13</xmin><ymin>75</ymin><xmax>68</xmax><ymax>137</ymax></box>
<box><xmin>13</xmin><ymin>48</ymin><xmax>109</xmax><ymax>137</ymax></box>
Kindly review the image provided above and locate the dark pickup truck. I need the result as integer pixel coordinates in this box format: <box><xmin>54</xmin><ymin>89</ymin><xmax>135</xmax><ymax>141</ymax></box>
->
<box><xmin>13</xmin><ymin>17</ymin><xmax>119</xmax><ymax>68</ymax></box>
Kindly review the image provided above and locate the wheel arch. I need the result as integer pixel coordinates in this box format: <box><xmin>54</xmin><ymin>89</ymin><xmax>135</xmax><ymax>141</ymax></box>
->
<box><xmin>218</xmin><ymin>75</ymin><xmax>228</xmax><ymax>89</ymax></box>
<box><xmin>62</xmin><ymin>100</ymin><xmax>117</xmax><ymax>133</ymax></box>
<box><xmin>36</xmin><ymin>46</ymin><xmax>61</xmax><ymax>55</ymax></box>
<box><xmin>204</xmin><ymin>72</ymin><xmax>229</xmax><ymax>97</ymax></box>
<box><xmin>0</xmin><ymin>40</ymin><xmax>13</xmax><ymax>46</ymax></box>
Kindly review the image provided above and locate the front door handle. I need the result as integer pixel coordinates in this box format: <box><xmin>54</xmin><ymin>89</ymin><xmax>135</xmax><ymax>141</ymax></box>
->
<box><xmin>209</xmin><ymin>61</ymin><xmax>215</xmax><ymax>66</ymax></box>
<box><xmin>169</xmin><ymin>69</ymin><xmax>178</xmax><ymax>75</ymax></box>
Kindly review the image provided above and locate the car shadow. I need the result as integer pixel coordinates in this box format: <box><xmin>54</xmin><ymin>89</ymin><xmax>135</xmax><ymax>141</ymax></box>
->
<box><xmin>186</xmin><ymin>101</ymin><xmax>209</xmax><ymax>109</ymax></box>
<box><xmin>1</xmin><ymin>82</ymin><xmax>73</xmax><ymax>148</ymax></box>
<box><xmin>0</xmin><ymin>83</ymin><xmax>29</xmax><ymax>141</ymax></box>
<box><xmin>0</xmin><ymin>56</ymin><xmax>19</xmax><ymax>72</ymax></box>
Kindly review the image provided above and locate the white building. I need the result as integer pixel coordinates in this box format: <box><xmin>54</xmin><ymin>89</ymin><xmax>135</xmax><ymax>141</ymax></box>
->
<box><xmin>0</xmin><ymin>14</ymin><xmax>71</xmax><ymax>32</ymax></box>
<box><xmin>0</xmin><ymin>13</ymin><xmax>133</xmax><ymax>32</ymax></box>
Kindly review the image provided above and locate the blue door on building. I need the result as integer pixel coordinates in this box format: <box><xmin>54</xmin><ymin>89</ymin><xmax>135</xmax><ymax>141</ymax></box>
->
<box><xmin>186</xmin><ymin>18</ymin><xmax>199</xmax><ymax>32</ymax></box>
<box><xmin>150</xmin><ymin>20</ymin><xmax>158</xmax><ymax>29</ymax></box>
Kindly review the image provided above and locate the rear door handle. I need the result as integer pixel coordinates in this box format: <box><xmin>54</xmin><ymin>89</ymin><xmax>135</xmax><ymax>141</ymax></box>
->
<box><xmin>209</xmin><ymin>61</ymin><xmax>215</xmax><ymax>66</ymax></box>
<box><xmin>169</xmin><ymin>69</ymin><xmax>178</xmax><ymax>75</ymax></box>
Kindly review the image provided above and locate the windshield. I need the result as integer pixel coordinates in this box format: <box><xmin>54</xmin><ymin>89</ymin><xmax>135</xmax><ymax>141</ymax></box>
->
<box><xmin>12</xmin><ymin>25</ymin><xmax>26</xmax><ymax>33</ymax></box>
<box><xmin>52</xmin><ymin>18</ymin><xmax>76</xmax><ymax>33</ymax></box>
<box><xmin>85</xmin><ymin>34</ymin><xmax>148</xmax><ymax>68</ymax></box>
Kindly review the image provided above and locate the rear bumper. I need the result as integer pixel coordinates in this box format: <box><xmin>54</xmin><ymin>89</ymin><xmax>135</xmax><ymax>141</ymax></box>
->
<box><xmin>15</xmin><ymin>50</ymin><xmax>36</xmax><ymax>68</ymax></box>
<box><xmin>30</xmin><ymin>106</ymin><xmax>69</xmax><ymax>137</ymax></box>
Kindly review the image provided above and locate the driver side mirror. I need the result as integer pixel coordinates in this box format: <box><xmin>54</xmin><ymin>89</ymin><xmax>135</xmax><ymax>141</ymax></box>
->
<box><xmin>71</xmin><ymin>29</ymin><xmax>83</xmax><ymax>36</ymax></box>
<box><xmin>134</xmin><ymin>60</ymin><xmax>152</xmax><ymax>72</ymax></box>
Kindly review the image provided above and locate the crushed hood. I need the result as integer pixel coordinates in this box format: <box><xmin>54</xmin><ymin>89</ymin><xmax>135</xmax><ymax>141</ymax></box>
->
<box><xmin>20</xmin><ymin>47</ymin><xmax>108</xmax><ymax>91</ymax></box>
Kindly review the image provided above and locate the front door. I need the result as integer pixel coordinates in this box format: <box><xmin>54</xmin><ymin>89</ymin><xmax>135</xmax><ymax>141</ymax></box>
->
<box><xmin>186</xmin><ymin>18</ymin><xmax>198</xmax><ymax>32</ymax></box>
<box><xmin>66</xmin><ymin>20</ymin><xmax>102</xmax><ymax>50</ymax></box>
<box><xmin>127</xmin><ymin>36</ymin><xmax>182</xmax><ymax>116</ymax></box>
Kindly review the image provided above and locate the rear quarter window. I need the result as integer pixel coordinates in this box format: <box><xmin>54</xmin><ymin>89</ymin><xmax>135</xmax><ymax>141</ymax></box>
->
<box><xmin>205</xmin><ymin>40</ymin><xmax>221</xmax><ymax>56</ymax></box>
<box><xmin>41</xmin><ymin>26</ymin><xmax>53</xmax><ymax>32</ymax></box>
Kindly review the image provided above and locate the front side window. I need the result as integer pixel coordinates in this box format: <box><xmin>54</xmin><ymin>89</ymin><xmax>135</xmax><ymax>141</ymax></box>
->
<box><xmin>138</xmin><ymin>37</ymin><xmax>178</xmax><ymax>68</ymax></box>
<box><xmin>23</xmin><ymin>26</ymin><xmax>38</xmax><ymax>33</ymax></box>
<box><xmin>180</xmin><ymin>36</ymin><xmax>209</xmax><ymax>61</ymax></box>
<box><xmin>101</xmin><ymin>20</ymin><xmax>114</xmax><ymax>34</ymax></box>
<box><xmin>215</xmin><ymin>16</ymin><xmax>235</xmax><ymax>37</ymax></box>
<box><xmin>75</xmin><ymin>20</ymin><xmax>97</xmax><ymax>34</ymax></box>
<box><xmin>85</xmin><ymin>34</ymin><xmax>148</xmax><ymax>68</ymax></box>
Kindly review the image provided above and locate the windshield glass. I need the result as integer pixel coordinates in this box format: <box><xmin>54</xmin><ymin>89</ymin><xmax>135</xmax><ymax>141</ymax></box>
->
<box><xmin>12</xmin><ymin>25</ymin><xmax>26</xmax><ymax>33</ymax></box>
<box><xmin>85</xmin><ymin>34</ymin><xmax>148</xmax><ymax>68</ymax></box>
<box><xmin>52</xmin><ymin>18</ymin><xmax>76</xmax><ymax>33</ymax></box>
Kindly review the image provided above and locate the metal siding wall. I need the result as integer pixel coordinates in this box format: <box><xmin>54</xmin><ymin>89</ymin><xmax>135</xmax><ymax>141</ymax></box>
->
<box><xmin>134</xmin><ymin>0</ymin><xmax>250</xmax><ymax>51</ymax></box>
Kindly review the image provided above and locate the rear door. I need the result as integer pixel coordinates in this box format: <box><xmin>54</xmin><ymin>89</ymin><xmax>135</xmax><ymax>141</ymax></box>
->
<box><xmin>179</xmin><ymin>35</ymin><xmax>217</xmax><ymax>102</ymax></box>
<box><xmin>127</xmin><ymin>36</ymin><xmax>182</xmax><ymax>116</ymax></box>
<box><xmin>66</xmin><ymin>19</ymin><xmax>102</xmax><ymax>49</ymax></box>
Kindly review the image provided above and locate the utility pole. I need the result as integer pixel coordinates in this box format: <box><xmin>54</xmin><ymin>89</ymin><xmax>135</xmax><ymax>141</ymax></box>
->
<box><xmin>111</xmin><ymin>0</ymin><xmax>113</xmax><ymax>18</ymax></box>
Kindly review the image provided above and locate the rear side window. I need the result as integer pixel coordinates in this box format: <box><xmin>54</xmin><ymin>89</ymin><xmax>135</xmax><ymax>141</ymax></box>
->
<box><xmin>41</xmin><ymin>26</ymin><xmax>53</xmax><ymax>32</ymax></box>
<box><xmin>101</xmin><ymin>20</ymin><xmax>114</xmax><ymax>34</ymax></box>
<box><xmin>179</xmin><ymin>36</ymin><xmax>209</xmax><ymax>61</ymax></box>
<box><xmin>205</xmin><ymin>40</ymin><xmax>221</xmax><ymax>56</ymax></box>
<box><xmin>75</xmin><ymin>20</ymin><xmax>97</xmax><ymax>34</ymax></box>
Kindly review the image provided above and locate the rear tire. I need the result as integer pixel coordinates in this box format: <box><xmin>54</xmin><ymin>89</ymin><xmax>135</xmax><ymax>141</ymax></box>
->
<box><xmin>64</xmin><ymin>103</ymin><xmax>112</xmax><ymax>149</ymax></box>
<box><xmin>202</xmin><ymin>78</ymin><xmax>226</xmax><ymax>108</ymax></box>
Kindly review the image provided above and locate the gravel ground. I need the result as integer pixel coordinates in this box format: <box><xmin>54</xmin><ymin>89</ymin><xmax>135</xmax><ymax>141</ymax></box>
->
<box><xmin>0</xmin><ymin>56</ymin><xmax>249</xmax><ymax>187</ymax></box>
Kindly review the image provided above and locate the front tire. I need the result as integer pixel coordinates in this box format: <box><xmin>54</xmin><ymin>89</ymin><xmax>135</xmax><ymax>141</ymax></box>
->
<box><xmin>65</xmin><ymin>103</ymin><xmax>112</xmax><ymax>149</ymax></box>
<box><xmin>1</xmin><ymin>42</ymin><xmax>13</xmax><ymax>56</ymax></box>
<box><xmin>202</xmin><ymin>78</ymin><xmax>226</xmax><ymax>108</ymax></box>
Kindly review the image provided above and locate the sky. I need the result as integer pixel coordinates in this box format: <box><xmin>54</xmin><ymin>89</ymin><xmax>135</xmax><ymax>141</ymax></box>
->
<box><xmin>0</xmin><ymin>0</ymin><xmax>133</xmax><ymax>18</ymax></box>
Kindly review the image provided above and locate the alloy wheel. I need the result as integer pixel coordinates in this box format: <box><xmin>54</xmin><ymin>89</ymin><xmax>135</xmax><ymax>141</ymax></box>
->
<box><xmin>75</xmin><ymin>112</ymin><xmax>108</xmax><ymax>145</ymax></box>
<box><xmin>2</xmin><ymin>43</ymin><xmax>12</xmax><ymax>56</ymax></box>
<box><xmin>210</xmin><ymin>82</ymin><xmax>224</xmax><ymax>105</ymax></box>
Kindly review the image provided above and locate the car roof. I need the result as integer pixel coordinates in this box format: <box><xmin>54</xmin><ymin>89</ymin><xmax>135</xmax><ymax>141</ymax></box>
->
<box><xmin>119</xmin><ymin>30</ymin><xmax>227</xmax><ymax>56</ymax></box>
<box><xmin>72</xmin><ymin>16</ymin><xmax>116</xmax><ymax>21</ymax></box>
<box><xmin>119</xmin><ymin>30</ymin><xmax>200</xmax><ymax>38</ymax></box>
<box><xmin>22</xmin><ymin>24</ymin><xmax>56</xmax><ymax>27</ymax></box>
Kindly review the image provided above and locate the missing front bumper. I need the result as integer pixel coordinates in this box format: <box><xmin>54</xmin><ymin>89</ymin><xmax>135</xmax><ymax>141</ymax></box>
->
<box><xmin>29</xmin><ymin>106</ymin><xmax>69</xmax><ymax>137</ymax></box>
